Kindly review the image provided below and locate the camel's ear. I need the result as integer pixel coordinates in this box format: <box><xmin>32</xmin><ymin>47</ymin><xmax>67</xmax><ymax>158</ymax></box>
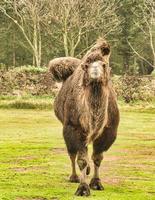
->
<box><xmin>101</xmin><ymin>45</ymin><xmax>110</xmax><ymax>56</ymax></box>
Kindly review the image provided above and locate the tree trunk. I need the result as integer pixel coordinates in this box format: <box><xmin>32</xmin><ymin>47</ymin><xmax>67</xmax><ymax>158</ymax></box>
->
<box><xmin>33</xmin><ymin>21</ymin><xmax>41</xmax><ymax>67</ymax></box>
<box><xmin>63</xmin><ymin>33</ymin><xmax>69</xmax><ymax>56</ymax></box>
<box><xmin>12</xmin><ymin>31</ymin><xmax>16</xmax><ymax>67</ymax></box>
<box><xmin>38</xmin><ymin>20</ymin><xmax>42</xmax><ymax>67</ymax></box>
<box><xmin>32</xmin><ymin>55</ymin><xmax>35</xmax><ymax>66</ymax></box>
<box><xmin>123</xmin><ymin>53</ymin><xmax>130</xmax><ymax>73</ymax></box>
<box><xmin>70</xmin><ymin>38</ymin><xmax>75</xmax><ymax>57</ymax></box>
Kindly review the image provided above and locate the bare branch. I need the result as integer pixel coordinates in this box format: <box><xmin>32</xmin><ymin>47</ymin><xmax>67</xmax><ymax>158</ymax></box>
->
<box><xmin>127</xmin><ymin>39</ymin><xmax>154</xmax><ymax>68</ymax></box>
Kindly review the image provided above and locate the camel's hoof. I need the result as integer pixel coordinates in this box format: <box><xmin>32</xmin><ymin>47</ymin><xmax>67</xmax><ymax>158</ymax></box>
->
<box><xmin>69</xmin><ymin>174</ymin><xmax>80</xmax><ymax>183</ymax></box>
<box><xmin>89</xmin><ymin>178</ymin><xmax>104</xmax><ymax>190</ymax></box>
<box><xmin>75</xmin><ymin>183</ymin><xmax>90</xmax><ymax>196</ymax></box>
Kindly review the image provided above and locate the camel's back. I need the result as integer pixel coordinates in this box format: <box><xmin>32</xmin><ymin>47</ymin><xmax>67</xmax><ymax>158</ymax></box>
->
<box><xmin>49</xmin><ymin>57</ymin><xmax>81</xmax><ymax>82</ymax></box>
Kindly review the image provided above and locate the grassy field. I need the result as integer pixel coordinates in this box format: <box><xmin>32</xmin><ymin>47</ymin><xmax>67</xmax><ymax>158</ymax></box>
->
<box><xmin>0</xmin><ymin>107</ymin><xmax>155</xmax><ymax>200</ymax></box>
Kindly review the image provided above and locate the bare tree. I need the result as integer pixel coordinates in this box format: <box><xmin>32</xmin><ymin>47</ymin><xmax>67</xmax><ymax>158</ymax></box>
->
<box><xmin>47</xmin><ymin>0</ymin><xmax>121</xmax><ymax>57</ymax></box>
<box><xmin>0</xmin><ymin>0</ymin><xmax>121</xmax><ymax>62</ymax></box>
<box><xmin>0</xmin><ymin>0</ymin><xmax>50</xmax><ymax>67</ymax></box>
<box><xmin>128</xmin><ymin>0</ymin><xmax>155</xmax><ymax>71</ymax></box>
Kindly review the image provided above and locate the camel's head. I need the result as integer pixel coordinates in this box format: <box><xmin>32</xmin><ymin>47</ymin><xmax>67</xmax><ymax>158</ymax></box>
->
<box><xmin>81</xmin><ymin>38</ymin><xmax>111</xmax><ymax>86</ymax></box>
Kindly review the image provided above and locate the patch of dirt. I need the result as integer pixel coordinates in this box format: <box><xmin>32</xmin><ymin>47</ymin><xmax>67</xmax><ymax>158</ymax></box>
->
<box><xmin>9</xmin><ymin>155</ymin><xmax>38</xmax><ymax>165</ymax></box>
<box><xmin>115</xmin><ymin>146</ymin><xmax>155</xmax><ymax>156</ymax></box>
<box><xmin>16</xmin><ymin>198</ymin><xmax>26</xmax><ymax>200</ymax></box>
<box><xmin>103</xmin><ymin>176</ymin><xmax>124</xmax><ymax>185</ymax></box>
<box><xmin>51</xmin><ymin>147</ymin><xmax>66</xmax><ymax>154</ymax></box>
<box><xmin>121</xmin><ymin>163</ymin><xmax>152</xmax><ymax>170</ymax></box>
<box><xmin>104</xmin><ymin>155</ymin><xmax>123</xmax><ymax>161</ymax></box>
<box><xmin>125</xmin><ymin>176</ymin><xmax>151</xmax><ymax>181</ymax></box>
<box><xmin>16</xmin><ymin>197</ymin><xmax>48</xmax><ymax>200</ymax></box>
<box><xmin>13</xmin><ymin>167</ymin><xmax>27</xmax><ymax>173</ymax></box>
<box><xmin>114</xmin><ymin>149</ymin><xmax>130</xmax><ymax>153</ymax></box>
<box><xmin>148</xmin><ymin>191</ymin><xmax>155</xmax><ymax>194</ymax></box>
<box><xmin>11</xmin><ymin>165</ymin><xmax>47</xmax><ymax>173</ymax></box>
<box><xmin>32</xmin><ymin>198</ymin><xmax>48</xmax><ymax>200</ymax></box>
<box><xmin>17</xmin><ymin>155</ymin><xmax>38</xmax><ymax>161</ymax></box>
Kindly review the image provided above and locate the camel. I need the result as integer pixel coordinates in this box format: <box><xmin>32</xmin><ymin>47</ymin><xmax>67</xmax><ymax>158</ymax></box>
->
<box><xmin>49</xmin><ymin>38</ymin><xmax>120</xmax><ymax>196</ymax></box>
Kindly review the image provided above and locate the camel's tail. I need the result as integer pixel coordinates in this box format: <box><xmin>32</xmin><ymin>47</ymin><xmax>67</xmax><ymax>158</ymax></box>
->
<box><xmin>48</xmin><ymin>57</ymin><xmax>81</xmax><ymax>82</ymax></box>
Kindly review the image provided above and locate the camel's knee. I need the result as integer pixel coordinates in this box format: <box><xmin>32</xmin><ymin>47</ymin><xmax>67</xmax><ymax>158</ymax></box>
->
<box><xmin>77</xmin><ymin>150</ymin><xmax>88</xmax><ymax>171</ymax></box>
<box><xmin>77</xmin><ymin>157</ymin><xmax>87</xmax><ymax>171</ymax></box>
<box><xmin>92</xmin><ymin>153</ymin><xmax>103</xmax><ymax>167</ymax></box>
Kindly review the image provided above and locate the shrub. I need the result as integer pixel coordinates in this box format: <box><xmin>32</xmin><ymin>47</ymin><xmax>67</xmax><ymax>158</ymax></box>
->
<box><xmin>0</xmin><ymin>63</ymin><xmax>6</xmax><ymax>70</ymax></box>
<box><xmin>0</xmin><ymin>66</ymin><xmax>155</xmax><ymax>103</ymax></box>
<box><xmin>112</xmin><ymin>75</ymin><xmax>155</xmax><ymax>103</ymax></box>
<box><xmin>0</xmin><ymin>65</ymin><xmax>55</xmax><ymax>96</ymax></box>
<box><xmin>12</xmin><ymin>65</ymin><xmax>47</xmax><ymax>73</ymax></box>
<box><xmin>0</xmin><ymin>98</ymin><xmax>54</xmax><ymax>109</ymax></box>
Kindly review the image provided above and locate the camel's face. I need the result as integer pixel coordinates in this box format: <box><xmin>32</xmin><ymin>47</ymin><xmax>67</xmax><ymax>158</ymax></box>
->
<box><xmin>88</xmin><ymin>61</ymin><xmax>104</xmax><ymax>80</ymax></box>
<box><xmin>81</xmin><ymin>52</ymin><xmax>111</xmax><ymax>85</ymax></box>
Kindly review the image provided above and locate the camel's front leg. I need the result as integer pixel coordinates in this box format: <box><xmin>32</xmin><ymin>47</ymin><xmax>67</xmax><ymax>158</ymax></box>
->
<box><xmin>90</xmin><ymin>127</ymin><xmax>117</xmax><ymax>190</ymax></box>
<box><xmin>69</xmin><ymin>153</ymin><xmax>79</xmax><ymax>183</ymax></box>
<box><xmin>75</xmin><ymin>147</ymin><xmax>90</xmax><ymax>196</ymax></box>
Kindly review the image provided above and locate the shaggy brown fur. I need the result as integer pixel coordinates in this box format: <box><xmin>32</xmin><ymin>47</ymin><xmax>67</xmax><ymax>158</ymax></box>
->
<box><xmin>48</xmin><ymin>57</ymin><xmax>81</xmax><ymax>82</ymax></box>
<box><xmin>50</xmin><ymin>38</ymin><xmax>119</xmax><ymax>196</ymax></box>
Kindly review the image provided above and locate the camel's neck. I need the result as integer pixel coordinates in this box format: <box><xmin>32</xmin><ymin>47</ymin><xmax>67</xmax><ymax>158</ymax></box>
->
<box><xmin>84</xmin><ymin>81</ymin><xmax>110</xmax><ymax>142</ymax></box>
<box><xmin>86</xmin><ymin>81</ymin><xmax>108</xmax><ymax>111</ymax></box>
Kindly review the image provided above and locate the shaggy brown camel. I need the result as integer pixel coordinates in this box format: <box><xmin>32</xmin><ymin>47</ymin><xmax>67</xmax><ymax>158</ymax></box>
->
<box><xmin>49</xmin><ymin>38</ymin><xmax>119</xmax><ymax>196</ymax></box>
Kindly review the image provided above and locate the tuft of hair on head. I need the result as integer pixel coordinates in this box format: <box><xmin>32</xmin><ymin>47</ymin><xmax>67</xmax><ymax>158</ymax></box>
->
<box><xmin>83</xmin><ymin>38</ymin><xmax>110</xmax><ymax>62</ymax></box>
<box><xmin>95</xmin><ymin>37</ymin><xmax>110</xmax><ymax>56</ymax></box>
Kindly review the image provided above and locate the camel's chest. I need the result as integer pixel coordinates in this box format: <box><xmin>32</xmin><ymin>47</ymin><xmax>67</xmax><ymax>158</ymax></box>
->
<box><xmin>79</xmin><ymin>103</ymin><xmax>106</xmax><ymax>133</ymax></box>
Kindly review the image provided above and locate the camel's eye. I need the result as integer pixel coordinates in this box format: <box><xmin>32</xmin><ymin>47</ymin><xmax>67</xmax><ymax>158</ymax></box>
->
<box><xmin>81</xmin><ymin>63</ymin><xmax>89</xmax><ymax>71</ymax></box>
<box><xmin>102</xmin><ymin>63</ymin><xmax>108</xmax><ymax>69</ymax></box>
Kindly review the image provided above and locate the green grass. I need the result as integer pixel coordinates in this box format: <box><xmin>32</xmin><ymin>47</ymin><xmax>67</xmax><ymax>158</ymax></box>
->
<box><xmin>0</xmin><ymin>95</ymin><xmax>155</xmax><ymax>112</ymax></box>
<box><xmin>0</xmin><ymin>96</ymin><xmax>54</xmax><ymax>110</ymax></box>
<box><xmin>0</xmin><ymin>108</ymin><xmax>155</xmax><ymax>200</ymax></box>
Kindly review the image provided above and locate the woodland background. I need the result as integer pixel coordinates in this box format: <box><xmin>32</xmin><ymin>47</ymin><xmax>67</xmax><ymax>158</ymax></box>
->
<box><xmin>0</xmin><ymin>1</ymin><xmax>155</xmax><ymax>200</ymax></box>
<box><xmin>0</xmin><ymin>0</ymin><xmax>155</xmax><ymax>75</ymax></box>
